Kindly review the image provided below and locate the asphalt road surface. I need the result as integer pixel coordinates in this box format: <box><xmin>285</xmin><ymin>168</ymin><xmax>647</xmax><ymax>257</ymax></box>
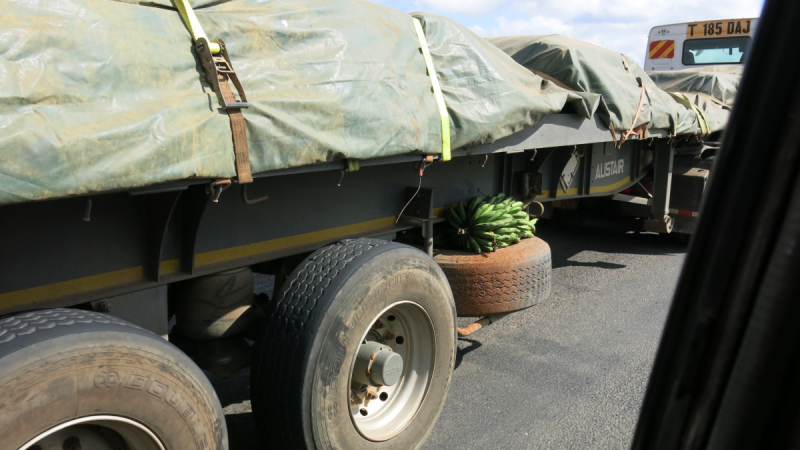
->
<box><xmin>210</xmin><ymin>213</ymin><xmax>686</xmax><ymax>450</ymax></box>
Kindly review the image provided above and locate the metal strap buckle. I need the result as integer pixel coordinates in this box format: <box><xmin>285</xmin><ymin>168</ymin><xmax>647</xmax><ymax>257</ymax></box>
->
<box><xmin>196</xmin><ymin>38</ymin><xmax>249</xmax><ymax>110</ymax></box>
<box><xmin>212</xmin><ymin>55</ymin><xmax>235</xmax><ymax>74</ymax></box>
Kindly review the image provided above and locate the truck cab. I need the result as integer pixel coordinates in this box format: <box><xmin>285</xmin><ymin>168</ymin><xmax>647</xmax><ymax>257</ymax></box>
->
<box><xmin>644</xmin><ymin>18</ymin><xmax>758</xmax><ymax>71</ymax></box>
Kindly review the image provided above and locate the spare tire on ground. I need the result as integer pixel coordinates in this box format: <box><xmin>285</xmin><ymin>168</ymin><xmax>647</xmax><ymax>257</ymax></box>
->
<box><xmin>434</xmin><ymin>237</ymin><xmax>552</xmax><ymax>317</ymax></box>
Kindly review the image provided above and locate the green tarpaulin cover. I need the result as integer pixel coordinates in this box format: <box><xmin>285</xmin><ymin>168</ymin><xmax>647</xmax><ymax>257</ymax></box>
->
<box><xmin>648</xmin><ymin>66</ymin><xmax>741</xmax><ymax>107</ymax></box>
<box><xmin>0</xmin><ymin>1</ymin><xmax>730</xmax><ymax>206</ymax></box>
<box><xmin>488</xmin><ymin>35</ymin><xmax>732</xmax><ymax>137</ymax></box>
<box><xmin>0</xmin><ymin>0</ymin><xmax>595</xmax><ymax>205</ymax></box>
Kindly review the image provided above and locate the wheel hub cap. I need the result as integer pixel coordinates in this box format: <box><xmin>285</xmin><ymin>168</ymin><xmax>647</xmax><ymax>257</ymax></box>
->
<box><xmin>348</xmin><ymin>301</ymin><xmax>436</xmax><ymax>441</ymax></box>
<box><xmin>353</xmin><ymin>341</ymin><xmax>404</xmax><ymax>387</ymax></box>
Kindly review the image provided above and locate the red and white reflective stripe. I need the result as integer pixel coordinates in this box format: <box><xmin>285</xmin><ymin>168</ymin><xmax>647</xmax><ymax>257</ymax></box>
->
<box><xmin>669</xmin><ymin>208</ymin><xmax>699</xmax><ymax>217</ymax></box>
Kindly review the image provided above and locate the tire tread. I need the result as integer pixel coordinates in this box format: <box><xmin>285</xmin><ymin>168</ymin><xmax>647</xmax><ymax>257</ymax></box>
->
<box><xmin>252</xmin><ymin>239</ymin><xmax>391</xmax><ymax>448</ymax></box>
<box><xmin>0</xmin><ymin>308</ymin><xmax>144</xmax><ymax>352</ymax></box>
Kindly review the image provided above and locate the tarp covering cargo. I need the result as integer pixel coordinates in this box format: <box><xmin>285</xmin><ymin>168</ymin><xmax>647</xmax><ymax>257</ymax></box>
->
<box><xmin>0</xmin><ymin>0</ymin><xmax>593</xmax><ymax>205</ymax></box>
<box><xmin>488</xmin><ymin>35</ymin><xmax>731</xmax><ymax>137</ymax></box>
<box><xmin>648</xmin><ymin>67</ymin><xmax>741</xmax><ymax>107</ymax></box>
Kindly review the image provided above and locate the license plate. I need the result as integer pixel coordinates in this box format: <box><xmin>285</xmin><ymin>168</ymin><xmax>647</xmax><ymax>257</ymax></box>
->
<box><xmin>687</xmin><ymin>19</ymin><xmax>754</xmax><ymax>38</ymax></box>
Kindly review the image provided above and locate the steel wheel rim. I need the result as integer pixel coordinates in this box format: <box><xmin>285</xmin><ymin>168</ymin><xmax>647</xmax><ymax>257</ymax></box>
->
<box><xmin>19</xmin><ymin>415</ymin><xmax>165</xmax><ymax>450</ymax></box>
<box><xmin>348</xmin><ymin>300</ymin><xmax>436</xmax><ymax>441</ymax></box>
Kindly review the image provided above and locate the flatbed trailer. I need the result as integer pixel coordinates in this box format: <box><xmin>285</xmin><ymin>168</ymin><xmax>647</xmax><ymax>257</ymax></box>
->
<box><xmin>0</xmin><ymin>114</ymin><xmax>677</xmax><ymax>317</ymax></box>
<box><xmin>0</xmin><ymin>109</ymin><xmax>703</xmax><ymax>449</ymax></box>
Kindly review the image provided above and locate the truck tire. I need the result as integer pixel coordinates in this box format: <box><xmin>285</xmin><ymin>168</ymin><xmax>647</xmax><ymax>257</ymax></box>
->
<box><xmin>434</xmin><ymin>237</ymin><xmax>551</xmax><ymax>316</ymax></box>
<box><xmin>0</xmin><ymin>308</ymin><xmax>227</xmax><ymax>450</ymax></box>
<box><xmin>251</xmin><ymin>239</ymin><xmax>456</xmax><ymax>450</ymax></box>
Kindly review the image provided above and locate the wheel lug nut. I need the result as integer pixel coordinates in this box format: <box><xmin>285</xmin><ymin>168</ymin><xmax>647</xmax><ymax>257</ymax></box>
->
<box><xmin>366</xmin><ymin>386</ymin><xmax>379</xmax><ymax>400</ymax></box>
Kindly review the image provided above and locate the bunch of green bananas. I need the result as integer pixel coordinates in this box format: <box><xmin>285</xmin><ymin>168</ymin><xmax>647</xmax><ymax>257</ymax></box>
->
<box><xmin>444</xmin><ymin>193</ymin><xmax>538</xmax><ymax>254</ymax></box>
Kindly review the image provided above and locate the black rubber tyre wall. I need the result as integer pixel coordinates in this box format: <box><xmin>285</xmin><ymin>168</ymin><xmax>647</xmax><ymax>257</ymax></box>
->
<box><xmin>0</xmin><ymin>308</ymin><xmax>228</xmax><ymax>450</ymax></box>
<box><xmin>251</xmin><ymin>239</ymin><xmax>457</xmax><ymax>450</ymax></box>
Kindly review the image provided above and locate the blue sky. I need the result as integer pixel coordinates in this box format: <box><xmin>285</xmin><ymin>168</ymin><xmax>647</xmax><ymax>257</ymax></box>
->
<box><xmin>373</xmin><ymin>0</ymin><xmax>765</xmax><ymax>65</ymax></box>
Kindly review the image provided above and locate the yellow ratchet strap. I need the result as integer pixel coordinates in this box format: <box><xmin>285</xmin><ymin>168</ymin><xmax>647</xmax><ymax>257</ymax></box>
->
<box><xmin>172</xmin><ymin>0</ymin><xmax>252</xmax><ymax>183</ymax></box>
<box><xmin>413</xmin><ymin>17</ymin><xmax>451</xmax><ymax>161</ymax></box>
<box><xmin>173</xmin><ymin>0</ymin><xmax>220</xmax><ymax>54</ymax></box>
<box><xmin>670</xmin><ymin>93</ymin><xmax>711</xmax><ymax>136</ymax></box>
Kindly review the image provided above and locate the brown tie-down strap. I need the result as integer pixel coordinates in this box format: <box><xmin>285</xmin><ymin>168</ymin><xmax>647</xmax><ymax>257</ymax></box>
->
<box><xmin>218</xmin><ymin>78</ymin><xmax>252</xmax><ymax>183</ymax></box>
<box><xmin>610</xmin><ymin>77</ymin><xmax>648</xmax><ymax>149</ymax></box>
<box><xmin>526</xmin><ymin>63</ymin><xmax>648</xmax><ymax>149</ymax></box>
<box><xmin>620</xmin><ymin>54</ymin><xmax>631</xmax><ymax>72</ymax></box>
<box><xmin>196</xmin><ymin>38</ymin><xmax>252</xmax><ymax>183</ymax></box>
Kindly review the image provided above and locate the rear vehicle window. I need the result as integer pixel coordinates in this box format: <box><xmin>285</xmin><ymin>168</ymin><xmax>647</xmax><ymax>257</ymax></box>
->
<box><xmin>682</xmin><ymin>36</ymin><xmax>751</xmax><ymax>65</ymax></box>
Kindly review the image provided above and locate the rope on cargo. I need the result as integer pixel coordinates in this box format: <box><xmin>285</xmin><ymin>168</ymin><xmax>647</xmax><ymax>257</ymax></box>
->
<box><xmin>172</xmin><ymin>0</ymin><xmax>253</xmax><ymax>184</ymax></box>
<box><xmin>413</xmin><ymin>17</ymin><xmax>452</xmax><ymax>162</ymax></box>
<box><xmin>620</xmin><ymin>55</ymin><xmax>631</xmax><ymax>72</ymax></box>
<box><xmin>669</xmin><ymin>93</ymin><xmax>711</xmax><ymax>136</ymax></box>
<box><xmin>610</xmin><ymin>77</ymin><xmax>649</xmax><ymax>149</ymax></box>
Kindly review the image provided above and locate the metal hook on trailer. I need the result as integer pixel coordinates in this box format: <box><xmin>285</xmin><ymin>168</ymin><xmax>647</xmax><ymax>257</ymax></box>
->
<box><xmin>480</xmin><ymin>154</ymin><xmax>489</xmax><ymax>168</ymax></box>
<box><xmin>396</xmin><ymin>155</ymin><xmax>434</xmax><ymax>224</ymax></box>
<box><xmin>82</xmin><ymin>198</ymin><xmax>92</xmax><ymax>222</ymax></box>
<box><xmin>529</xmin><ymin>148</ymin><xmax>538</xmax><ymax>161</ymax></box>
<box><xmin>206</xmin><ymin>179</ymin><xmax>231</xmax><ymax>202</ymax></box>
<box><xmin>336</xmin><ymin>159</ymin><xmax>361</xmax><ymax>187</ymax></box>
<box><xmin>412</xmin><ymin>155</ymin><xmax>435</xmax><ymax>175</ymax></box>
<box><xmin>241</xmin><ymin>183</ymin><xmax>268</xmax><ymax>205</ymax></box>
<box><xmin>527</xmin><ymin>201</ymin><xmax>545</xmax><ymax>218</ymax></box>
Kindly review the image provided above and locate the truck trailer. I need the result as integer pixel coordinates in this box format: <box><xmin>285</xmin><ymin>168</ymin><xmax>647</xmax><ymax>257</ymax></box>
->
<box><xmin>0</xmin><ymin>1</ymin><xmax>733</xmax><ymax>449</ymax></box>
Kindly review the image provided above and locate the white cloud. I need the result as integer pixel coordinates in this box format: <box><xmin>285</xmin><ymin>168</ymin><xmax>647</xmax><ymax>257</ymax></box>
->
<box><xmin>414</xmin><ymin>0</ymin><xmax>508</xmax><ymax>16</ymax></box>
<box><xmin>491</xmin><ymin>15</ymin><xmax>572</xmax><ymax>36</ymax></box>
<box><xmin>469</xmin><ymin>24</ymin><xmax>487</xmax><ymax>35</ymax></box>
<box><xmin>370</xmin><ymin>0</ymin><xmax>510</xmax><ymax>16</ymax></box>
<box><xmin>506</xmin><ymin>0</ymin><xmax>761</xmax><ymax>22</ymax></box>
<box><xmin>484</xmin><ymin>16</ymin><xmax>646</xmax><ymax>63</ymax></box>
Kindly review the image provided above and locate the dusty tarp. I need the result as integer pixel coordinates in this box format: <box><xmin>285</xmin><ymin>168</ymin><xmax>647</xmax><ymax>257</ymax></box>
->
<box><xmin>0</xmin><ymin>0</ymin><xmax>592</xmax><ymax>205</ymax></box>
<box><xmin>648</xmin><ymin>66</ymin><xmax>741</xmax><ymax>107</ymax></box>
<box><xmin>489</xmin><ymin>34</ymin><xmax>732</xmax><ymax>136</ymax></box>
<box><xmin>412</xmin><ymin>14</ymin><xmax>599</xmax><ymax>150</ymax></box>
<box><xmin>488</xmin><ymin>35</ymin><xmax>679</xmax><ymax>133</ymax></box>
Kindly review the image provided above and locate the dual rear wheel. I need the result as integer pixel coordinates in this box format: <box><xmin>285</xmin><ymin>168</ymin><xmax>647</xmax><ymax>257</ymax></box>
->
<box><xmin>0</xmin><ymin>240</ymin><xmax>457</xmax><ymax>450</ymax></box>
<box><xmin>2</xmin><ymin>237</ymin><xmax>549</xmax><ymax>449</ymax></box>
